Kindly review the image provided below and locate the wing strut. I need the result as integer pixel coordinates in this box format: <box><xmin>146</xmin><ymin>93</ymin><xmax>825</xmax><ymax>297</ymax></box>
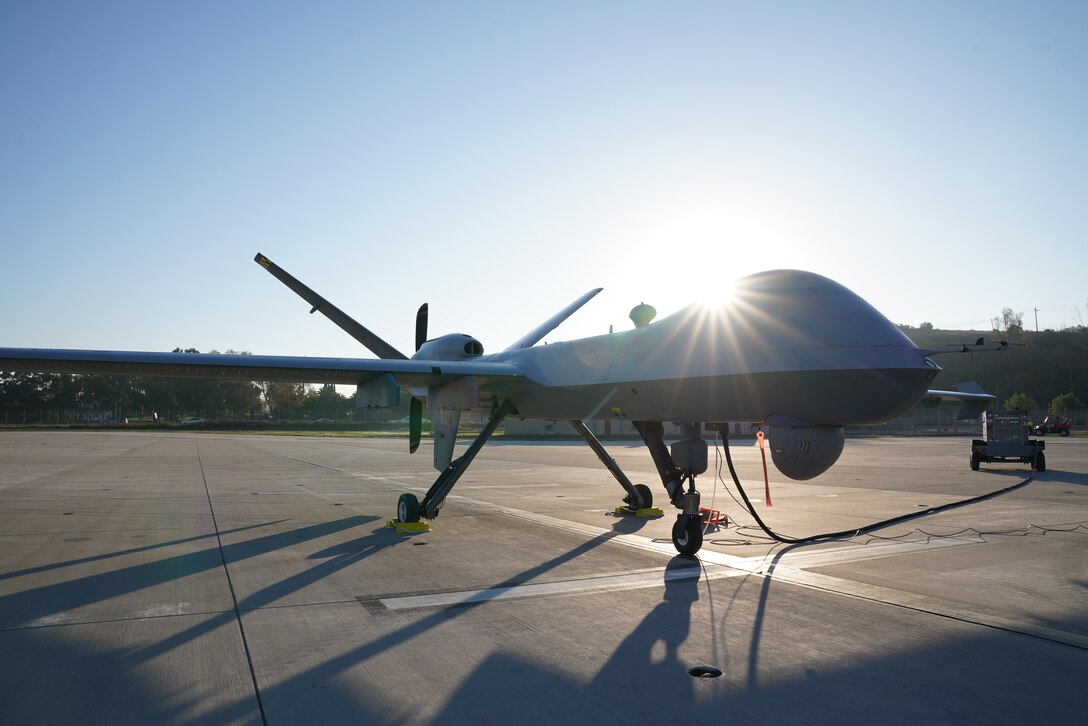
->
<box><xmin>254</xmin><ymin>253</ymin><xmax>407</xmax><ymax>360</ymax></box>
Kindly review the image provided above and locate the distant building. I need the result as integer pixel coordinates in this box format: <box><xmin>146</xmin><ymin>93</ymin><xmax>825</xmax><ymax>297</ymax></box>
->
<box><xmin>501</xmin><ymin>420</ymin><xmax>751</xmax><ymax>437</ymax></box>
<box><xmin>63</xmin><ymin>409</ymin><xmax>114</xmax><ymax>423</ymax></box>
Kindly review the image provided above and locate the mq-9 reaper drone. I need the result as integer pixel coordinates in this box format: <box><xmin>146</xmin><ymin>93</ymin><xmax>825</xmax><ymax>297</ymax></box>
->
<box><xmin>0</xmin><ymin>254</ymin><xmax>992</xmax><ymax>555</ymax></box>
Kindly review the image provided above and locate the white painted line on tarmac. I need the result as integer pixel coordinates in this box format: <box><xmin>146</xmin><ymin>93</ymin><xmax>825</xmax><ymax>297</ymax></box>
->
<box><xmin>284</xmin><ymin>453</ymin><xmax>1088</xmax><ymax>648</ymax></box>
<box><xmin>284</xmin><ymin>455</ymin><xmax>986</xmax><ymax>572</ymax></box>
<box><xmin>377</xmin><ymin>565</ymin><xmax>737</xmax><ymax>611</ymax></box>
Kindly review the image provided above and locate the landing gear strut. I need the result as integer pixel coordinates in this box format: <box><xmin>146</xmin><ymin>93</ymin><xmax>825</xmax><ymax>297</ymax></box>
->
<box><xmin>574</xmin><ymin>417</ymin><xmax>709</xmax><ymax>552</ymax></box>
<box><xmin>575</xmin><ymin>419</ymin><xmax>712</xmax><ymax>555</ymax></box>
<box><xmin>636</xmin><ymin>421</ymin><xmax>711</xmax><ymax>555</ymax></box>
<box><xmin>570</xmin><ymin>419</ymin><xmax>653</xmax><ymax>510</ymax></box>
<box><xmin>399</xmin><ymin>409</ymin><xmax>714</xmax><ymax>558</ymax></box>
<box><xmin>663</xmin><ymin>461</ymin><xmax>703</xmax><ymax>555</ymax></box>
<box><xmin>395</xmin><ymin>399</ymin><xmax>516</xmax><ymax>523</ymax></box>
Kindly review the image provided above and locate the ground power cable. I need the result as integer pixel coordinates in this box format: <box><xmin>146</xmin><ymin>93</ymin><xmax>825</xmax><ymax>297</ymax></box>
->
<box><xmin>718</xmin><ymin>431</ymin><xmax>1039</xmax><ymax>545</ymax></box>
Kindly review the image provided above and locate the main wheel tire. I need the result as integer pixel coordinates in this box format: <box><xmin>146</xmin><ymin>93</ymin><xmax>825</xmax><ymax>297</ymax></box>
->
<box><xmin>672</xmin><ymin>515</ymin><xmax>703</xmax><ymax>556</ymax></box>
<box><xmin>633</xmin><ymin>483</ymin><xmax>653</xmax><ymax>510</ymax></box>
<box><xmin>970</xmin><ymin>451</ymin><xmax>980</xmax><ymax>471</ymax></box>
<box><xmin>1059</xmin><ymin>429</ymin><xmax>1070</xmax><ymax>437</ymax></box>
<box><xmin>1035</xmin><ymin>452</ymin><xmax>1046</xmax><ymax>472</ymax></box>
<box><xmin>397</xmin><ymin>493</ymin><xmax>421</xmax><ymax>523</ymax></box>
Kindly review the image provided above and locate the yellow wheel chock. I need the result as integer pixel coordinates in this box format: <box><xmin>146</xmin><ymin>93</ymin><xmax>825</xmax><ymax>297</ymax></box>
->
<box><xmin>386</xmin><ymin>518</ymin><xmax>431</xmax><ymax>534</ymax></box>
<box><xmin>611</xmin><ymin>506</ymin><xmax>664</xmax><ymax>518</ymax></box>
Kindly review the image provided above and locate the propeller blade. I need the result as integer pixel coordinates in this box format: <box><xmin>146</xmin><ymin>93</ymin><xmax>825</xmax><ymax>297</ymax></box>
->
<box><xmin>409</xmin><ymin>397</ymin><xmax>423</xmax><ymax>453</ymax></box>
<box><xmin>415</xmin><ymin>304</ymin><xmax>429</xmax><ymax>352</ymax></box>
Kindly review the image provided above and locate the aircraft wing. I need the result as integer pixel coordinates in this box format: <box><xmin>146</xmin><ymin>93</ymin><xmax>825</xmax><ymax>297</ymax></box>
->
<box><xmin>921</xmin><ymin>386</ymin><xmax>995</xmax><ymax>420</ymax></box>
<box><xmin>0</xmin><ymin>348</ymin><xmax>523</xmax><ymax>388</ymax></box>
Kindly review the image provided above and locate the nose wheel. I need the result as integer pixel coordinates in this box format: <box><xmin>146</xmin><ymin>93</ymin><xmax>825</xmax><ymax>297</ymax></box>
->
<box><xmin>672</xmin><ymin>514</ymin><xmax>703</xmax><ymax>555</ymax></box>
<box><xmin>669</xmin><ymin>466</ymin><xmax>704</xmax><ymax>556</ymax></box>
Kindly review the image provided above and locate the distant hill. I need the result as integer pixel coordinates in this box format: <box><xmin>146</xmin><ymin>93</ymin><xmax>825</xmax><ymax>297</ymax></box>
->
<box><xmin>898</xmin><ymin>325</ymin><xmax>1088</xmax><ymax>410</ymax></box>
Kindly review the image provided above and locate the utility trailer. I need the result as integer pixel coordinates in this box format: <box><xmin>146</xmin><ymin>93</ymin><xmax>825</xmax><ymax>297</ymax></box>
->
<box><xmin>971</xmin><ymin>411</ymin><xmax>1045</xmax><ymax>471</ymax></box>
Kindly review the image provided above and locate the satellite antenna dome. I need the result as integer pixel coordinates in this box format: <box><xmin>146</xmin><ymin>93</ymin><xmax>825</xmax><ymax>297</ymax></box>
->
<box><xmin>629</xmin><ymin>302</ymin><xmax>657</xmax><ymax>328</ymax></box>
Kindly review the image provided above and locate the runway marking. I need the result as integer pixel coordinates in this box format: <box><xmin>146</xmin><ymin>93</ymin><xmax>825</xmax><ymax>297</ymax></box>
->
<box><xmin>138</xmin><ymin>602</ymin><xmax>192</xmax><ymax>618</ymax></box>
<box><xmin>284</xmin><ymin>454</ymin><xmax>1088</xmax><ymax>649</ymax></box>
<box><xmin>282</xmin><ymin>454</ymin><xmax>984</xmax><ymax>570</ymax></box>
<box><xmin>25</xmin><ymin>612</ymin><xmax>74</xmax><ymax>627</ymax></box>
<box><xmin>742</xmin><ymin>566</ymin><xmax>1088</xmax><ymax>650</ymax></box>
<box><xmin>368</xmin><ymin>564</ymin><xmax>737</xmax><ymax>611</ymax></box>
<box><xmin>248</xmin><ymin>489</ymin><xmax>405</xmax><ymax>495</ymax></box>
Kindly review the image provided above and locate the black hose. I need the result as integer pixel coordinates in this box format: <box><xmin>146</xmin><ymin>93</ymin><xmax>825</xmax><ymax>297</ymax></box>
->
<box><xmin>719</xmin><ymin>431</ymin><xmax>1037</xmax><ymax>545</ymax></box>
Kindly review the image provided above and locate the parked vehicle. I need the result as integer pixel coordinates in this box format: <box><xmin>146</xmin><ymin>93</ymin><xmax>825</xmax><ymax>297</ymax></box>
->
<box><xmin>1032</xmin><ymin>415</ymin><xmax>1072</xmax><ymax>437</ymax></box>
<box><xmin>972</xmin><ymin>412</ymin><xmax>1045</xmax><ymax>471</ymax></box>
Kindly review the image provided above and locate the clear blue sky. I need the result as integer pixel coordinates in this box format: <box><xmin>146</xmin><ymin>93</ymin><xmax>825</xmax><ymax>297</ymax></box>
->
<box><xmin>2</xmin><ymin>1</ymin><xmax>1085</xmax><ymax>361</ymax></box>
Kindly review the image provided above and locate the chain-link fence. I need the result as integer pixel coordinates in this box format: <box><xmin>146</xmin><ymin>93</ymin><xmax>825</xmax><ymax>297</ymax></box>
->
<box><xmin>4</xmin><ymin>405</ymin><xmax>1086</xmax><ymax>436</ymax></box>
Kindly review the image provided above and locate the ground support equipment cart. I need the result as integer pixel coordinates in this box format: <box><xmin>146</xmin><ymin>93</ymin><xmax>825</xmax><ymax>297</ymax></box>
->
<box><xmin>971</xmin><ymin>411</ymin><xmax>1045</xmax><ymax>471</ymax></box>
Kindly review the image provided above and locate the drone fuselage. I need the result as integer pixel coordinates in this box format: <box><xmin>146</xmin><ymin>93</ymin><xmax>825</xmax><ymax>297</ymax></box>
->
<box><xmin>483</xmin><ymin>269</ymin><xmax>937</xmax><ymax>426</ymax></box>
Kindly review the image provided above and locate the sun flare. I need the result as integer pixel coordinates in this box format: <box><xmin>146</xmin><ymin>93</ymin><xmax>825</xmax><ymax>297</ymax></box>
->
<box><xmin>693</xmin><ymin>276</ymin><xmax>737</xmax><ymax>309</ymax></box>
<box><xmin>613</xmin><ymin>204</ymin><xmax>788</xmax><ymax>323</ymax></box>
<box><xmin>665</xmin><ymin>210</ymin><xmax>774</xmax><ymax>310</ymax></box>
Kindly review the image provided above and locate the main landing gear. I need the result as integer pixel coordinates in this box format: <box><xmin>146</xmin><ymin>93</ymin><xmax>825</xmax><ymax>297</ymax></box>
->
<box><xmin>394</xmin><ymin>409</ymin><xmax>714</xmax><ymax>557</ymax></box>
<box><xmin>579</xmin><ymin>419</ymin><xmax>712</xmax><ymax>556</ymax></box>
<box><xmin>394</xmin><ymin>399</ymin><xmax>517</xmax><ymax>525</ymax></box>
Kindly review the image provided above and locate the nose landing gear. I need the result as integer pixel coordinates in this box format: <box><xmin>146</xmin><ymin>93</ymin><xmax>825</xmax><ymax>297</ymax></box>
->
<box><xmin>670</xmin><ymin>467</ymin><xmax>704</xmax><ymax>555</ymax></box>
<box><xmin>672</xmin><ymin>514</ymin><xmax>703</xmax><ymax>556</ymax></box>
<box><xmin>634</xmin><ymin>421</ymin><xmax>711</xmax><ymax>556</ymax></box>
<box><xmin>570</xmin><ymin>418</ymin><xmax>712</xmax><ymax>553</ymax></box>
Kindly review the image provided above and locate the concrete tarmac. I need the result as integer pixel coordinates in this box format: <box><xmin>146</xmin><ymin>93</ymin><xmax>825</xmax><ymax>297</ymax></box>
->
<box><xmin>1</xmin><ymin>431</ymin><xmax>1085</xmax><ymax>724</ymax></box>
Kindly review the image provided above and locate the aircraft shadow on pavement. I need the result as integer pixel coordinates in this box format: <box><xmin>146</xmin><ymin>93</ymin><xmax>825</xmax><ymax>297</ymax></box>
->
<box><xmin>4</xmin><ymin>509</ymin><xmax>1087</xmax><ymax>724</ymax></box>
<box><xmin>0</xmin><ymin>518</ymin><xmax>291</xmax><ymax>583</ymax></box>
<box><xmin>424</xmin><ymin>540</ymin><xmax>1087</xmax><ymax>725</ymax></box>
<box><xmin>0</xmin><ymin>515</ymin><xmax>381</xmax><ymax>630</ymax></box>
<box><xmin>428</xmin><ymin>554</ymin><xmax>705</xmax><ymax>723</ymax></box>
<box><xmin>192</xmin><ymin>513</ymin><xmax>657</xmax><ymax>722</ymax></box>
<box><xmin>120</xmin><ymin>517</ymin><xmax>407</xmax><ymax>670</ymax></box>
<box><xmin>0</xmin><ymin>513</ymin><xmax>401</xmax><ymax>724</ymax></box>
<box><xmin>0</xmin><ymin>624</ymin><xmax>261</xmax><ymax>725</ymax></box>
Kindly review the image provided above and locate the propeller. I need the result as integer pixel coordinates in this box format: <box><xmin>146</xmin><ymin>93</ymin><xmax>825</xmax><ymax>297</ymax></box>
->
<box><xmin>415</xmin><ymin>303</ymin><xmax>429</xmax><ymax>351</ymax></box>
<box><xmin>409</xmin><ymin>397</ymin><xmax>424</xmax><ymax>454</ymax></box>
<box><xmin>409</xmin><ymin>303</ymin><xmax>429</xmax><ymax>453</ymax></box>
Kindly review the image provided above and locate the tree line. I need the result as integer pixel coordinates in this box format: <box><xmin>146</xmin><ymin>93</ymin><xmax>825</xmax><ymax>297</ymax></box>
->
<box><xmin>898</xmin><ymin>319</ymin><xmax>1087</xmax><ymax>415</ymax></box>
<box><xmin>0</xmin><ymin>348</ymin><xmax>361</xmax><ymax>422</ymax></box>
<box><xmin>4</xmin><ymin>324</ymin><xmax>1086</xmax><ymax>422</ymax></box>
